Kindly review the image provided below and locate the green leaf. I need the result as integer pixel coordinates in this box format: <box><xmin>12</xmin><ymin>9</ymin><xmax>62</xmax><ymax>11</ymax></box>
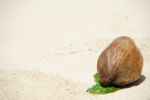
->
<box><xmin>87</xmin><ymin>84</ymin><xmax>120</xmax><ymax>94</ymax></box>
<box><xmin>87</xmin><ymin>73</ymin><xmax>120</xmax><ymax>94</ymax></box>
<box><xmin>93</xmin><ymin>73</ymin><xmax>100</xmax><ymax>84</ymax></box>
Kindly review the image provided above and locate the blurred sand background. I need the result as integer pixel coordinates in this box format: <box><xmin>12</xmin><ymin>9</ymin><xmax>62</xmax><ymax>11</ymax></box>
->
<box><xmin>0</xmin><ymin>0</ymin><xmax>150</xmax><ymax>100</ymax></box>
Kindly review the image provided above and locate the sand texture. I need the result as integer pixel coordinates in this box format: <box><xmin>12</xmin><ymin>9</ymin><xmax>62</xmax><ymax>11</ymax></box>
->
<box><xmin>0</xmin><ymin>0</ymin><xmax>150</xmax><ymax>100</ymax></box>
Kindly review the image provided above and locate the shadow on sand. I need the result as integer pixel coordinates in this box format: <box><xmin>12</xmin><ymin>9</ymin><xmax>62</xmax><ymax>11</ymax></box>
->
<box><xmin>122</xmin><ymin>75</ymin><xmax>146</xmax><ymax>89</ymax></box>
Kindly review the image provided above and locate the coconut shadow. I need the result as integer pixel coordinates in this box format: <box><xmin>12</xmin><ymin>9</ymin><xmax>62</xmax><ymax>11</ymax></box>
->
<box><xmin>121</xmin><ymin>75</ymin><xmax>146</xmax><ymax>89</ymax></box>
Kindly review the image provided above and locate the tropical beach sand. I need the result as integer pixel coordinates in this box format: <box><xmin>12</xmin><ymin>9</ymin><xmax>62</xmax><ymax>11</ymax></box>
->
<box><xmin>0</xmin><ymin>0</ymin><xmax>150</xmax><ymax>100</ymax></box>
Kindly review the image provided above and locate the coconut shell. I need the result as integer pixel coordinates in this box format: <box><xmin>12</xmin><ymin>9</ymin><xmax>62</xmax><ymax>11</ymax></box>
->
<box><xmin>97</xmin><ymin>36</ymin><xmax>143</xmax><ymax>87</ymax></box>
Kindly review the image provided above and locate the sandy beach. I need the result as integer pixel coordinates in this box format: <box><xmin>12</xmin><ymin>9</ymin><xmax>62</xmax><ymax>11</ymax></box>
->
<box><xmin>0</xmin><ymin>0</ymin><xmax>150</xmax><ymax>100</ymax></box>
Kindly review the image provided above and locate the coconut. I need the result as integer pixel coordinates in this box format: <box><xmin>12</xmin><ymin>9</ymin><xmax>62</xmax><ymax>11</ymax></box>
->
<box><xmin>97</xmin><ymin>36</ymin><xmax>143</xmax><ymax>86</ymax></box>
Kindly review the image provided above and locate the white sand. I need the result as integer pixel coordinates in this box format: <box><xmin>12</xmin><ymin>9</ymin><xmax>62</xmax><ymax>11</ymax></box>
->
<box><xmin>0</xmin><ymin>0</ymin><xmax>150</xmax><ymax>100</ymax></box>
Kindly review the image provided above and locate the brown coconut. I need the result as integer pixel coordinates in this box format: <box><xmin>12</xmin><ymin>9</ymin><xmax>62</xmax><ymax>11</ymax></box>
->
<box><xmin>97</xmin><ymin>36</ymin><xmax>143</xmax><ymax>87</ymax></box>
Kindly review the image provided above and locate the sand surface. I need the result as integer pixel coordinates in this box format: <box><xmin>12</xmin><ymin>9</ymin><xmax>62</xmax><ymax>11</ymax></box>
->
<box><xmin>0</xmin><ymin>0</ymin><xmax>150</xmax><ymax>100</ymax></box>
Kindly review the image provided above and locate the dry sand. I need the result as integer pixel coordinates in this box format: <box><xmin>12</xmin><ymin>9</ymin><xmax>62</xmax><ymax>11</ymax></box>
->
<box><xmin>0</xmin><ymin>0</ymin><xmax>150</xmax><ymax>100</ymax></box>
